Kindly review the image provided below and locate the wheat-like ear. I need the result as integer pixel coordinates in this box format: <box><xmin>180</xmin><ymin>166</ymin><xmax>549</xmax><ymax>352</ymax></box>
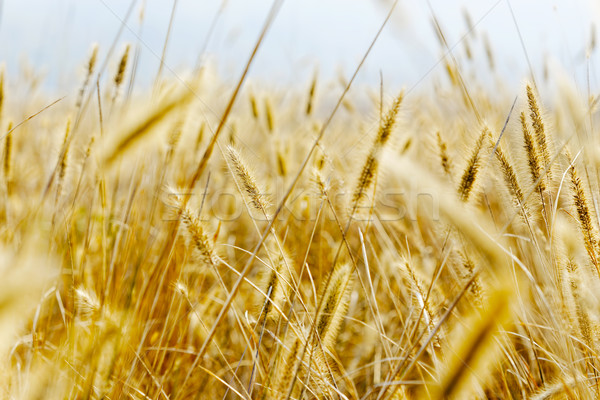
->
<box><xmin>165</xmin><ymin>120</ymin><xmax>183</xmax><ymax>165</ymax></box>
<box><xmin>76</xmin><ymin>44</ymin><xmax>98</xmax><ymax>110</ymax></box>
<box><xmin>228</xmin><ymin>121</ymin><xmax>237</xmax><ymax>145</ymax></box>
<box><xmin>402</xmin><ymin>260</ymin><xmax>439</xmax><ymax>345</ymax></box>
<box><xmin>272</xmin><ymin>336</ymin><xmax>302</xmax><ymax>400</ymax></box>
<box><xmin>315</xmin><ymin>263</ymin><xmax>353</xmax><ymax>349</ymax></box>
<box><xmin>103</xmin><ymin>87</ymin><xmax>193</xmax><ymax>167</ymax></box>
<box><xmin>265</xmin><ymin>97</ymin><xmax>275</xmax><ymax>132</ymax></box>
<box><xmin>461</xmin><ymin>253</ymin><xmax>483</xmax><ymax>306</ymax></box>
<box><xmin>249</xmin><ymin>92</ymin><xmax>259</xmax><ymax>119</ymax></box>
<box><xmin>308</xmin><ymin>348</ymin><xmax>339</xmax><ymax>400</ymax></box>
<box><xmin>353</xmin><ymin>152</ymin><xmax>379</xmax><ymax>206</ymax></box>
<box><xmin>276</xmin><ymin>147</ymin><xmax>287</xmax><ymax>177</ymax></box>
<box><xmin>565</xmin><ymin>260</ymin><xmax>593</xmax><ymax>350</ymax></box>
<box><xmin>226</xmin><ymin>145</ymin><xmax>270</xmax><ymax>213</ymax></box>
<box><xmin>58</xmin><ymin>118</ymin><xmax>72</xmax><ymax>185</ymax></box>
<box><xmin>526</xmin><ymin>84</ymin><xmax>552</xmax><ymax>179</ymax></box>
<box><xmin>53</xmin><ymin>118</ymin><xmax>72</xmax><ymax>217</ymax></box>
<box><xmin>312</xmin><ymin>167</ymin><xmax>329</xmax><ymax>199</ymax></box>
<box><xmin>436</xmin><ymin>131</ymin><xmax>453</xmax><ymax>178</ymax></box>
<box><xmin>492</xmin><ymin>136</ymin><xmax>527</xmax><ymax>215</ymax></box>
<box><xmin>86</xmin><ymin>44</ymin><xmax>99</xmax><ymax>78</ymax></box>
<box><xmin>531</xmin><ymin>376</ymin><xmax>584</xmax><ymax>400</ymax></box>
<box><xmin>521</xmin><ymin>111</ymin><xmax>545</xmax><ymax>193</ymax></box>
<box><xmin>261</xmin><ymin>246</ymin><xmax>292</xmax><ymax>322</ymax></box>
<box><xmin>444</xmin><ymin>60</ymin><xmax>459</xmax><ymax>87</ymax></box>
<box><xmin>3</xmin><ymin>121</ymin><xmax>12</xmax><ymax>195</ymax></box>
<box><xmin>377</xmin><ymin>90</ymin><xmax>404</xmax><ymax>145</ymax></box>
<box><xmin>168</xmin><ymin>119</ymin><xmax>183</xmax><ymax>147</ymax></box>
<box><xmin>114</xmin><ymin>44</ymin><xmax>130</xmax><ymax>90</ymax></box>
<box><xmin>170</xmin><ymin>192</ymin><xmax>218</xmax><ymax>265</ymax></box>
<box><xmin>183</xmin><ymin>212</ymin><xmax>217</xmax><ymax>265</ymax></box>
<box><xmin>184</xmin><ymin>216</ymin><xmax>217</xmax><ymax>265</ymax></box>
<box><xmin>566</xmin><ymin>149</ymin><xmax>599</xmax><ymax>275</ymax></box>
<box><xmin>421</xmin><ymin>287</ymin><xmax>513</xmax><ymax>399</ymax></box>
<box><xmin>306</xmin><ymin>72</ymin><xmax>318</xmax><ymax>116</ymax></box>
<box><xmin>352</xmin><ymin>91</ymin><xmax>403</xmax><ymax>206</ymax></box>
<box><xmin>262</xmin><ymin>262</ymin><xmax>281</xmax><ymax>321</ymax></box>
<box><xmin>457</xmin><ymin>128</ymin><xmax>487</xmax><ymax>202</ymax></box>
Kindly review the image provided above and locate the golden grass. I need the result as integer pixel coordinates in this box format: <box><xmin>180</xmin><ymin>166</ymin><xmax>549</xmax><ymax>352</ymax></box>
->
<box><xmin>1</xmin><ymin>8</ymin><xmax>600</xmax><ymax>400</ymax></box>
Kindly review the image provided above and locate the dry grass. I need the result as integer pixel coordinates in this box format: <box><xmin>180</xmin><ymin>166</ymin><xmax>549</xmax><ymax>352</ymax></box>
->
<box><xmin>1</xmin><ymin>6</ymin><xmax>600</xmax><ymax>400</ymax></box>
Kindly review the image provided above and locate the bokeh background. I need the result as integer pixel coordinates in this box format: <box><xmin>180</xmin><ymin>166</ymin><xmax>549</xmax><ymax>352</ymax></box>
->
<box><xmin>0</xmin><ymin>0</ymin><xmax>597</xmax><ymax>94</ymax></box>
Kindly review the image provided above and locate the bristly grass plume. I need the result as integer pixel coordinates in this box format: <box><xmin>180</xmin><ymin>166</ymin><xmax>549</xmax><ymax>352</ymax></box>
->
<box><xmin>1</xmin><ymin>4</ymin><xmax>600</xmax><ymax>399</ymax></box>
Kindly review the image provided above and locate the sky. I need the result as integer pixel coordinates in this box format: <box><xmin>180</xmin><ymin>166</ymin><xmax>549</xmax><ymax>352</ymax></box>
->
<box><xmin>0</xmin><ymin>0</ymin><xmax>597</xmax><ymax>95</ymax></box>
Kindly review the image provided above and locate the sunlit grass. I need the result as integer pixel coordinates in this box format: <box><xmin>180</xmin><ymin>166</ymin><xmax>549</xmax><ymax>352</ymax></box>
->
<box><xmin>1</xmin><ymin>3</ymin><xmax>599</xmax><ymax>399</ymax></box>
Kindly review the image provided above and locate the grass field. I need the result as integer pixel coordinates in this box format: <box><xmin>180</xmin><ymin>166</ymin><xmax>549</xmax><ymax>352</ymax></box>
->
<box><xmin>1</xmin><ymin>2</ymin><xmax>599</xmax><ymax>399</ymax></box>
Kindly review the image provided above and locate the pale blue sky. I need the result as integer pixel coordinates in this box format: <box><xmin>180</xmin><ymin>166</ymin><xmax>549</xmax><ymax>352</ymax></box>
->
<box><xmin>0</xmin><ymin>0</ymin><xmax>597</xmax><ymax>93</ymax></box>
